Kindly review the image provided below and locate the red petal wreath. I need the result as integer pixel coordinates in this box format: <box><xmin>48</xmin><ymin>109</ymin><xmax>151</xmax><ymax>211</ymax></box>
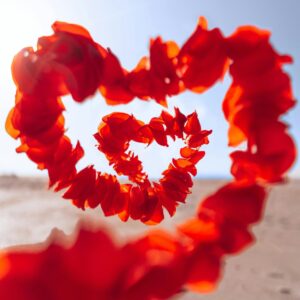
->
<box><xmin>2</xmin><ymin>17</ymin><xmax>297</xmax><ymax>298</ymax></box>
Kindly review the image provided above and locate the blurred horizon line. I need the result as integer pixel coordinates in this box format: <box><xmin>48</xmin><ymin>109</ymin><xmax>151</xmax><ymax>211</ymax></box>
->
<box><xmin>0</xmin><ymin>173</ymin><xmax>299</xmax><ymax>180</ymax></box>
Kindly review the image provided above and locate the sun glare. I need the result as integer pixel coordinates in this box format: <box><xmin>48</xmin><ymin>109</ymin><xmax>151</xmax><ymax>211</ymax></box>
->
<box><xmin>0</xmin><ymin>2</ymin><xmax>54</xmax><ymax>72</ymax></box>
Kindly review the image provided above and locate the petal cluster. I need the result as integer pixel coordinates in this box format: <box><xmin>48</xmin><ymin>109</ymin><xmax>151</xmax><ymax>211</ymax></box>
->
<box><xmin>223</xmin><ymin>26</ymin><xmax>296</xmax><ymax>183</ymax></box>
<box><xmin>0</xmin><ymin>225</ymin><xmax>186</xmax><ymax>300</ymax></box>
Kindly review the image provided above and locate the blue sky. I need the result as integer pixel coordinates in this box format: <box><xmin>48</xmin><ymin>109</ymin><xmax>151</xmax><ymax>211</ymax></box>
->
<box><xmin>0</xmin><ymin>0</ymin><xmax>298</xmax><ymax>178</ymax></box>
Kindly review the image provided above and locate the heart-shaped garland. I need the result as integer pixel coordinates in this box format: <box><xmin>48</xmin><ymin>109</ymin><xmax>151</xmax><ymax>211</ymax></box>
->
<box><xmin>6</xmin><ymin>18</ymin><xmax>296</xmax><ymax>224</ymax></box>
<box><xmin>6</xmin><ymin>18</ymin><xmax>219</xmax><ymax>224</ymax></box>
<box><xmin>2</xmin><ymin>17</ymin><xmax>296</xmax><ymax>297</ymax></box>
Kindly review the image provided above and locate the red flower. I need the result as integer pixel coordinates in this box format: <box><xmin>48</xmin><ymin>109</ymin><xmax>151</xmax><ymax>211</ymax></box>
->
<box><xmin>6</xmin><ymin>92</ymin><xmax>64</xmax><ymax>138</ymax></box>
<box><xmin>224</xmin><ymin>27</ymin><xmax>295</xmax><ymax>147</ymax></box>
<box><xmin>129</xmin><ymin>37</ymin><xmax>181</xmax><ymax>106</ymax></box>
<box><xmin>0</xmin><ymin>224</ymin><xmax>187</xmax><ymax>300</ymax></box>
<box><xmin>223</xmin><ymin>25</ymin><xmax>296</xmax><ymax>183</ymax></box>
<box><xmin>200</xmin><ymin>182</ymin><xmax>266</xmax><ymax>226</ymax></box>
<box><xmin>44</xmin><ymin>21</ymin><xmax>108</xmax><ymax>101</ymax></box>
<box><xmin>230</xmin><ymin>121</ymin><xmax>296</xmax><ymax>183</ymax></box>
<box><xmin>178</xmin><ymin>17</ymin><xmax>228</xmax><ymax>92</ymax></box>
<box><xmin>12</xmin><ymin>21</ymin><xmax>107</xmax><ymax>102</ymax></box>
<box><xmin>200</xmin><ymin>182</ymin><xmax>266</xmax><ymax>253</ymax></box>
<box><xmin>99</xmin><ymin>50</ymin><xmax>135</xmax><ymax>105</ymax></box>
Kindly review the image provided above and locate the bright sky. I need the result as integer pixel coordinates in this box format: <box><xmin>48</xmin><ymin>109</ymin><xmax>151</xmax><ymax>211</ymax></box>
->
<box><xmin>0</xmin><ymin>0</ymin><xmax>299</xmax><ymax>178</ymax></box>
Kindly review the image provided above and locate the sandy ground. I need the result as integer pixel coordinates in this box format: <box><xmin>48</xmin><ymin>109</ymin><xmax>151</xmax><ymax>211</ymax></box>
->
<box><xmin>0</xmin><ymin>175</ymin><xmax>299</xmax><ymax>299</ymax></box>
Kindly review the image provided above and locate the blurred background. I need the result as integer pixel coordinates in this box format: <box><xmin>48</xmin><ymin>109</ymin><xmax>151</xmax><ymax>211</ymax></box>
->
<box><xmin>0</xmin><ymin>0</ymin><xmax>298</xmax><ymax>179</ymax></box>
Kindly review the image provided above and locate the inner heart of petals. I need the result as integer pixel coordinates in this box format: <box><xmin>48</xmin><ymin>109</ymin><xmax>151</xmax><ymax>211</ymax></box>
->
<box><xmin>61</xmin><ymin>104</ymin><xmax>212</xmax><ymax>224</ymax></box>
<box><xmin>93</xmin><ymin>108</ymin><xmax>211</xmax><ymax>186</ymax></box>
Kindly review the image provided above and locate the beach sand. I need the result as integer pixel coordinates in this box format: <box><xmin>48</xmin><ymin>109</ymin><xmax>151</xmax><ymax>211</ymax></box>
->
<box><xmin>0</xmin><ymin>176</ymin><xmax>299</xmax><ymax>299</ymax></box>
